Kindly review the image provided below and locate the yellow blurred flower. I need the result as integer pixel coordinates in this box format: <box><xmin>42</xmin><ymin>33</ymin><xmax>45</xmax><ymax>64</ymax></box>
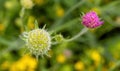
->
<box><xmin>90</xmin><ymin>50</ymin><xmax>101</xmax><ymax>66</ymax></box>
<box><xmin>20</xmin><ymin>55</ymin><xmax>37</xmax><ymax>69</ymax></box>
<box><xmin>56</xmin><ymin>6</ymin><xmax>64</xmax><ymax>17</ymax></box>
<box><xmin>91</xmin><ymin>50</ymin><xmax>101</xmax><ymax>62</ymax></box>
<box><xmin>27</xmin><ymin>16</ymin><xmax>35</xmax><ymax>30</ymax></box>
<box><xmin>91</xmin><ymin>7</ymin><xmax>101</xmax><ymax>15</ymax></box>
<box><xmin>74</xmin><ymin>61</ymin><xmax>84</xmax><ymax>71</ymax></box>
<box><xmin>56</xmin><ymin>54</ymin><xmax>66</xmax><ymax>63</ymax></box>
<box><xmin>1</xmin><ymin>61</ymin><xmax>10</xmax><ymax>70</ymax></box>
<box><xmin>10</xmin><ymin>54</ymin><xmax>37</xmax><ymax>71</ymax></box>
<box><xmin>10</xmin><ymin>62</ymin><xmax>25</xmax><ymax>71</ymax></box>
<box><xmin>0</xmin><ymin>24</ymin><xmax>5</xmax><ymax>32</ymax></box>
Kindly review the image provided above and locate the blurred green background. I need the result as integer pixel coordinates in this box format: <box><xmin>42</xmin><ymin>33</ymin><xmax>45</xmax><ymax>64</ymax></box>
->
<box><xmin>0</xmin><ymin>0</ymin><xmax>120</xmax><ymax>71</ymax></box>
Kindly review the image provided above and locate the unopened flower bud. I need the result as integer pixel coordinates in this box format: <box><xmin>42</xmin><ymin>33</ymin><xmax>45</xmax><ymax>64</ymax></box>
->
<box><xmin>54</xmin><ymin>34</ymin><xmax>64</xmax><ymax>42</ymax></box>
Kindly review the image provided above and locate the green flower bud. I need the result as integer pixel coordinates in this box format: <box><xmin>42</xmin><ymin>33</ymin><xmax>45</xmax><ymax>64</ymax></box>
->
<box><xmin>54</xmin><ymin>34</ymin><xmax>64</xmax><ymax>42</ymax></box>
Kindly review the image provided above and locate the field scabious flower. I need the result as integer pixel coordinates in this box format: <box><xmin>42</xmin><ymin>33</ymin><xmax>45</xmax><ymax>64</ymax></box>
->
<box><xmin>20</xmin><ymin>20</ymin><xmax>51</xmax><ymax>57</ymax></box>
<box><xmin>22</xmin><ymin>28</ymin><xmax>51</xmax><ymax>56</ymax></box>
<box><xmin>82</xmin><ymin>11</ymin><xmax>103</xmax><ymax>28</ymax></box>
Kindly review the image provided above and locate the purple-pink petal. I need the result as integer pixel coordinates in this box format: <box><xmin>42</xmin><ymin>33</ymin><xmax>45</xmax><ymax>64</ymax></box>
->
<box><xmin>82</xmin><ymin>11</ymin><xmax>103</xmax><ymax>28</ymax></box>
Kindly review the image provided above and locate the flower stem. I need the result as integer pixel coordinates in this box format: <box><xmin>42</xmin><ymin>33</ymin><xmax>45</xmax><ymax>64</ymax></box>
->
<box><xmin>64</xmin><ymin>27</ymin><xmax>88</xmax><ymax>42</ymax></box>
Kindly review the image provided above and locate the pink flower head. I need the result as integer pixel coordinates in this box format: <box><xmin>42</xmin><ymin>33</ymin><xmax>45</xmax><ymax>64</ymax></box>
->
<box><xmin>82</xmin><ymin>11</ymin><xmax>103</xmax><ymax>28</ymax></box>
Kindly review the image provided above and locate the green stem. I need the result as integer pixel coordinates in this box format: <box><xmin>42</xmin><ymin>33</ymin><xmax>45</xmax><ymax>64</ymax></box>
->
<box><xmin>52</xmin><ymin>27</ymin><xmax>88</xmax><ymax>45</ymax></box>
<box><xmin>65</xmin><ymin>27</ymin><xmax>88</xmax><ymax>42</ymax></box>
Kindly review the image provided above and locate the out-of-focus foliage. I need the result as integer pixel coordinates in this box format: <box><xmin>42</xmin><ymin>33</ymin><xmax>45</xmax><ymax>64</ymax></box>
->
<box><xmin>0</xmin><ymin>0</ymin><xmax>120</xmax><ymax>71</ymax></box>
